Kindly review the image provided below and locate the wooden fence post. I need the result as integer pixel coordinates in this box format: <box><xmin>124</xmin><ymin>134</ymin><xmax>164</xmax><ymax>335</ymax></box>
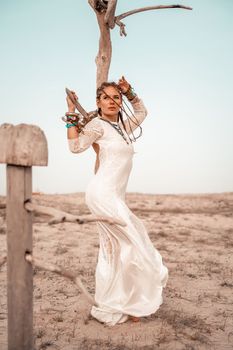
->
<box><xmin>0</xmin><ymin>123</ymin><xmax>48</xmax><ymax>350</ymax></box>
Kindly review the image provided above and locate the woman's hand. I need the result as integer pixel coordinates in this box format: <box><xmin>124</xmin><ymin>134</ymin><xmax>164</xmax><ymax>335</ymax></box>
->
<box><xmin>66</xmin><ymin>90</ymin><xmax>78</xmax><ymax>112</ymax></box>
<box><xmin>118</xmin><ymin>76</ymin><xmax>130</xmax><ymax>93</ymax></box>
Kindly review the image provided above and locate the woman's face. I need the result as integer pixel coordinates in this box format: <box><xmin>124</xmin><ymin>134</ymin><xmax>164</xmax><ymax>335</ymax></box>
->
<box><xmin>97</xmin><ymin>86</ymin><xmax>122</xmax><ymax>118</ymax></box>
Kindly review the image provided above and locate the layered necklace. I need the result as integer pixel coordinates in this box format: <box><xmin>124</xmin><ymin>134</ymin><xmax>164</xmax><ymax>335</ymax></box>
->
<box><xmin>99</xmin><ymin>117</ymin><xmax>130</xmax><ymax>145</ymax></box>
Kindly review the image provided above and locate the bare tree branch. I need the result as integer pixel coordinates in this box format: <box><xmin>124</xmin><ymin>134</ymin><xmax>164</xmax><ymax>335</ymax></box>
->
<box><xmin>24</xmin><ymin>200</ymin><xmax>126</xmax><ymax>226</ymax></box>
<box><xmin>96</xmin><ymin>17</ymin><xmax>112</xmax><ymax>87</ymax></box>
<box><xmin>115</xmin><ymin>4</ymin><xmax>192</xmax><ymax>36</ymax></box>
<box><xmin>25</xmin><ymin>253</ymin><xmax>96</xmax><ymax>305</ymax></box>
<box><xmin>88</xmin><ymin>1</ymin><xmax>193</xmax><ymax>85</ymax></box>
<box><xmin>115</xmin><ymin>18</ymin><xmax>127</xmax><ymax>37</ymax></box>
<box><xmin>116</xmin><ymin>5</ymin><xmax>192</xmax><ymax>22</ymax></box>
<box><xmin>65</xmin><ymin>88</ymin><xmax>89</xmax><ymax>119</ymax></box>
<box><xmin>88</xmin><ymin>2</ymin><xmax>112</xmax><ymax>87</ymax></box>
<box><xmin>104</xmin><ymin>0</ymin><xmax>118</xmax><ymax>29</ymax></box>
<box><xmin>88</xmin><ymin>0</ymin><xmax>96</xmax><ymax>10</ymax></box>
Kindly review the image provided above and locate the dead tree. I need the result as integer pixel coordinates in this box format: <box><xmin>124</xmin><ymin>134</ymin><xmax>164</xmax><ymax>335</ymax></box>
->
<box><xmin>88</xmin><ymin>0</ymin><xmax>192</xmax><ymax>87</ymax></box>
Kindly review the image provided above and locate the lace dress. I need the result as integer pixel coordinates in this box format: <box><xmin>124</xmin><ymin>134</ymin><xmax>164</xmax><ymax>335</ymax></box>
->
<box><xmin>68</xmin><ymin>98</ymin><xmax>168</xmax><ymax>326</ymax></box>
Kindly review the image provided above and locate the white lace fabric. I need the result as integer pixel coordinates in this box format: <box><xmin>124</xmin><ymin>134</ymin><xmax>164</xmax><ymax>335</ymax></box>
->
<box><xmin>124</xmin><ymin>97</ymin><xmax>148</xmax><ymax>134</ymax></box>
<box><xmin>68</xmin><ymin>98</ymin><xmax>168</xmax><ymax>326</ymax></box>
<box><xmin>68</xmin><ymin>117</ymin><xmax>104</xmax><ymax>154</ymax></box>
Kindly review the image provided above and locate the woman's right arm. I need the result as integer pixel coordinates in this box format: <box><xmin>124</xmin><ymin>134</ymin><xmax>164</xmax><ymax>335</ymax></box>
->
<box><xmin>68</xmin><ymin>118</ymin><xmax>103</xmax><ymax>153</ymax></box>
<box><xmin>67</xmin><ymin>124</ymin><xmax>79</xmax><ymax>140</ymax></box>
<box><xmin>66</xmin><ymin>91</ymin><xmax>103</xmax><ymax>153</ymax></box>
<box><xmin>66</xmin><ymin>91</ymin><xmax>79</xmax><ymax>140</ymax></box>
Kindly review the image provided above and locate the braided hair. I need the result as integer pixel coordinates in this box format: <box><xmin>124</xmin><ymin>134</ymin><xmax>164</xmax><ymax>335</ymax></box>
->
<box><xmin>96</xmin><ymin>81</ymin><xmax>142</xmax><ymax>141</ymax></box>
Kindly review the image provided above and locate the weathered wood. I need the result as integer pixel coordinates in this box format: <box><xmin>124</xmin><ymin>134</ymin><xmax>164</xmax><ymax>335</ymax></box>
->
<box><xmin>0</xmin><ymin>123</ymin><xmax>48</xmax><ymax>166</ymax></box>
<box><xmin>0</xmin><ymin>255</ymin><xmax>7</xmax><ymax>268</ymax></box>
<box><xmin>88</xmin><ymin>1</ymin><xmax>192</xmax><ymax>82</ymax></box>
<box><xmin>88</xmin><ymin>0</ymin><xmax>112</xmax><ymax>87</ymax></box>
<box><xmin>104</xmin><ymin>0</ymin><xmax>117</xmax><ymax>28</ymax></box>
<box><xmin>115</xmin><ymin>5</ymin><xmax>192</xmax><ymax>36</ymax></box>
<box><xmin>25</xmin><ymin>200</ymin><xmax>126</xmax><ymax>226</ymax></box>
<box><xmin>0</xmin><ymin>124</ymin><xmax>14</xmax><ymax>164</ymax></box>
<box><xmin>25</xmin><ymin>253</ymin><xmax>96</xmax><ymax>306</ymax></box>
<box><xmin>96</xmin><ymin>13</ymin><xmax>112</xmax><ymax>87</ymax></box>
<box><xmin>116</xmin><ymin>4</ymin><xmax>193</xmax><ymax>22</ymax></box>
<box><xmin>7</xmin><ymin>165</ymin><xmax>33</xmax><ymax>350</ymax></box>
<box><xmin>65</xmin><ymin>88</ymin><xmax>89</xmax><ymax>119</ymax></box>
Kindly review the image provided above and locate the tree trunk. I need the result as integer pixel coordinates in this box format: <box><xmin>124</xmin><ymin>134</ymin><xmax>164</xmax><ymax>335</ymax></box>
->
<box><xmin>95</xmin><ymin>12</ymin><xmax>112</xmax><ymax>87</ymax></box>
<box><xmin>88</xmin><ymin>1</ymin><xmax>112</xmax><ymax>87</ymax></box>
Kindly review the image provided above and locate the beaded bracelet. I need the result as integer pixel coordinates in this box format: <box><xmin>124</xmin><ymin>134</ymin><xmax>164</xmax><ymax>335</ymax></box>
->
<box><xmin>122</xmin><ymin>85</ymin><xmax>137</xmax><ymax>101</ymax></box>
<box><xmin>66</xmin><ymin>122</ymin><xmax>77</xmax><ymax>129</ymax></box>
<box><xmin>65</xmin><ymin>111</ymin><xmax>80</xmax><ymax>117</ymax></box>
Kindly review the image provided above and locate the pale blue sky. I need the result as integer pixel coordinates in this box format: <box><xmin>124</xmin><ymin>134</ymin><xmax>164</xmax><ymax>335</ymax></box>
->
<box><xmin>0</xmin><ymin>0</ymin><xmax>233</xmax><ymax>194</ymax></box>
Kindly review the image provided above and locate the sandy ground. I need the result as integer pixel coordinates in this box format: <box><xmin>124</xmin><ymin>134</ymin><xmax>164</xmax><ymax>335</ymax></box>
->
<box><xmin>0</xmin><ymin>192</ymin><xmax>233</xmax><ymax>350</ymax></box>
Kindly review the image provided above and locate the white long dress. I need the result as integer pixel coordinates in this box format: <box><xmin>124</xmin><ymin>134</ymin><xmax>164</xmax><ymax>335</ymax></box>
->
<box><xmin>68</xmin><ymin>97</ymin><xmax>168</xmax><ymax>326</ymax></box>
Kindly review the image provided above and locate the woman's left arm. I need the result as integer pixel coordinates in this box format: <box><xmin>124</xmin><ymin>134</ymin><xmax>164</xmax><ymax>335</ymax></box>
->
<box><xmin>124</xmin><ymin>96</ymin><xmax>148</xmax><ymax>135</ymax></box>
<box><xmin>118</xmin><ymin>76</ymin><xmax>148</xmax><ymax>135</ymax></box>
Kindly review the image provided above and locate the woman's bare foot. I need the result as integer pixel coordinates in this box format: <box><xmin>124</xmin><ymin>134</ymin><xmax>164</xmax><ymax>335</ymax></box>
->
<box><xmin>129</xmin><ymin>316</ymin><xmax>140</xmax><ymax>322</ymax></box>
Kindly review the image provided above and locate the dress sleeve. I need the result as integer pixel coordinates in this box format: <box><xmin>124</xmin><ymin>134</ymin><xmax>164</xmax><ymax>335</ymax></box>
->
<box><xmin>68</xmin><ymin>117</ymin><xmax>103</xmax><ymax>153</ymax></box>
<box><xmin>124</xmin><ymin>97</ymin><xmax>148</xmax><ymax>135</ymax></box>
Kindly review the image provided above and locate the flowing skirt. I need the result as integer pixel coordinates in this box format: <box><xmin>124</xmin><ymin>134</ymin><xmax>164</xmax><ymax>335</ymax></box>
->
<box><xmin>86</xmin><ymin>183</ymin><xmax>169</xmax><ymax>326</ymax></box>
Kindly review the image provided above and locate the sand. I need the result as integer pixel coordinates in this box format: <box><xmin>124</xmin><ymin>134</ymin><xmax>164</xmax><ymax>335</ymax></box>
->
<box><xmin>0</xmin><ymin>192</ymin><xmax>233</xmax><ymax>350</ymax></box>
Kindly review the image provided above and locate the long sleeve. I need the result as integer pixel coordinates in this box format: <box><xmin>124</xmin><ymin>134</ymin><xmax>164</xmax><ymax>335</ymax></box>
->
<box><xmin>123</xmin><ymin>97</ymin><xmax>148</xmax><ymax>135</ymax></box>
<box><xmin>68</xmin><ymin>117</ymin><xmax>104</xmax><ymax>153</ymax></box>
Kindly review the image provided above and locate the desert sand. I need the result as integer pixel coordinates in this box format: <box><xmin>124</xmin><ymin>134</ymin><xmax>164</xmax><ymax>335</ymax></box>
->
<box><xmin>0</xmin><ymin>192</ymin><xmax>233</xmax><ymax>350</ymax></box>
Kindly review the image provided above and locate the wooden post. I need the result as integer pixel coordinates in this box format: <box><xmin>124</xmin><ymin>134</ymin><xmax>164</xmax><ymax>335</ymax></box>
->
<box><xmin>7</xmin><ymin>166</ymin><xmax>33</xmax><ymax>350</ymax></box>
<box><xmin>0</xmin><ymin>123</ymin><xmax>48</xmax><ymax>350</ymax></box>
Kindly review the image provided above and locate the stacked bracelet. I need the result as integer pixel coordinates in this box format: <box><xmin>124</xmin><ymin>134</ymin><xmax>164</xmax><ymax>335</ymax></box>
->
<box><xmin>65</xmin><ymin>112</ymin><xmax>80</xmax><ymax>123</ymax></box>
<box><xmin>122</xmin><ymin>85</ymin><xmax>137</xmax><ymax>101</ymax></box>
<box><xmin>65</xmin><ymin>111</ymin><xmax>80</xmax><ymax>117</ymax></box>
<box><xmin>66</xmin><ymin>122</ymin><xmax>77</xmax><ymax>129</ymax></box>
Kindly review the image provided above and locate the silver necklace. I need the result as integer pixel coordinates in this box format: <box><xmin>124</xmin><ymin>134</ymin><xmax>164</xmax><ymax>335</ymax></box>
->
<box><xmin>100</xmin><ymin>118</ymin><xmax>130</xmax><ymax>144</ymax></box>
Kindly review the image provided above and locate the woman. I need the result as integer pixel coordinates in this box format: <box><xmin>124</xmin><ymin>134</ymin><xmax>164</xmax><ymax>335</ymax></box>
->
<box><xmin>66</xmin><ymin>76</ymin><xmax>168</xmax><ymax>326</ymax></box>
